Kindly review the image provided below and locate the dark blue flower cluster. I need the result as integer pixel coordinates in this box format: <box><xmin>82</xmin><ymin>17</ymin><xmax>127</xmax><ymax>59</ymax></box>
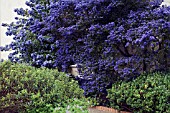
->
<box><xmin>1</xmin><ymin>0</ymin><xmax>169</xmax><ymax>98</ymax></box>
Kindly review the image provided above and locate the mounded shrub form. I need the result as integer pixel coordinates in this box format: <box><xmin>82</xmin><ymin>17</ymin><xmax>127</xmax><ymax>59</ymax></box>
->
<box><xmin>107</xmin><ymin>72</ymin><xmax>170</xmax><ymax>113</ymax></box>
<box><xmin>0</xmin><ymin>61</ymin><xmax>91</xmax><ymax>113</ymax></box>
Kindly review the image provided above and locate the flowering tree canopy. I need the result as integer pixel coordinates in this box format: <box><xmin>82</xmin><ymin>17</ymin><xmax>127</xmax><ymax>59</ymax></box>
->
<box><xmin>1</xmin><ymin>0</ymin><xmax>170</xmax><ymax>97</ymax></box>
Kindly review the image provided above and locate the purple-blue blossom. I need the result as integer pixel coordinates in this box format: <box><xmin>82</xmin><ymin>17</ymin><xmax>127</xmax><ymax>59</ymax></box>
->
<box><xmin>0</xmin><ymin>0</ymin><xmax>169</xmax><ymax>100</ymax></box>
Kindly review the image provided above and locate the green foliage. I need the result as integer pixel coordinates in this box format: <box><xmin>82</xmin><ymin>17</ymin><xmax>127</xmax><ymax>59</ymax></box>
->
<box><xmin>0</xmin><ymin>61</ymin><xmax>90</xmax><ymax>113</ymax></box>
<box><xmin>107</xmin><ymin>72</ymin><xmax>170</xmax><ymax>113</ymax></box>
<box><xmin>27</xmin><ymin>98</ymin><xmax>93</xmax><ymax>113</ymax></box>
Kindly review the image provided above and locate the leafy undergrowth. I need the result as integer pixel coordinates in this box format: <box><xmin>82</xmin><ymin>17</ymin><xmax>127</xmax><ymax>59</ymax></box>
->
<box><xmin>0</xmin><ymin>61</ymin><xmax>93</xmax><ymax>113</ymax></box>
<box><xmin>107</xmin><ymin>72</ymin><xmax>170</xmax><ymax>113</ymax></box>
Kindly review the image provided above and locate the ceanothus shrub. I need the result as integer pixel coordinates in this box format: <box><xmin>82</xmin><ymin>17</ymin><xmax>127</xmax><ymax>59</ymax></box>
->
<box><xmin>1</xmin><ymin>0</ymin><xmax>170</xmax><ymax>98</ymax></box>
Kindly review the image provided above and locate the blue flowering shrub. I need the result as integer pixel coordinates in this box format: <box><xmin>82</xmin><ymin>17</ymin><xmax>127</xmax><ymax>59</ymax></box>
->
<box><xmin>1</xmin><ymin>0</ymin><xmax>170</xmax><ymax>98</ymax></box>
<box><xmin>0</xmin><ymin>61</ymin><xmax>92</xmax><ymax>113</ymax></box>
<box><xmin>107</xmin><ymin>72</ymin><xmax>170</xmax><ymax>113</ymax></box>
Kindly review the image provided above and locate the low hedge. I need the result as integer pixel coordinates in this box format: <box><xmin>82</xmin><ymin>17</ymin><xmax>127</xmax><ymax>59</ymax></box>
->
<box><xmin>107</xmin><ymin>72</ymin><xmax>170</xmax><ymax>113</ymax></box>
<box><xmin>0</xmin><ymin>61</ymin><xmax>91</xmax><ymax>113</ymax></box>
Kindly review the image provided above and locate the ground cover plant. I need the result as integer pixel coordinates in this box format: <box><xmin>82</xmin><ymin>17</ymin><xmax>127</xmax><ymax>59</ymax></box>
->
<box><xmin>0</xmin><ymin>61</ymin><xmax>92</xmax><ymax>113</ymax></box>
<box><xmin>1</xmin><ymin>0</ymin><xmax>170</xmax><ymax>103</ymax></box>
<box><xmin>107</xmin><ymin>72</ymin><xmax>170</xmax><ymax>113</ymax></box>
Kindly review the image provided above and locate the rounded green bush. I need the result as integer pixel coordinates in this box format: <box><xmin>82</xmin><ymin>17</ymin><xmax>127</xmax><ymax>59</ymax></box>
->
<box><xmin>0</xmin><ymin>61</ymin><xmax>90</xmax><ymax>113</ymax></box>
<box><xmin>107</xmin><ymin>72</ymin><xmax>170</xmax><ymax>113</ymax></box>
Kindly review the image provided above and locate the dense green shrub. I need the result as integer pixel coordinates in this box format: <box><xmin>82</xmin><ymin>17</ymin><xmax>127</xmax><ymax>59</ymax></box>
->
<box><xmin>0</xmin><ymin>61</ymin><xmax>91</xmax><ymax>113</ymax></box>
<box><xmin>107</xmin><ymin>72</ymin><xmax>170</xmax><ymax>113</ymax></box>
